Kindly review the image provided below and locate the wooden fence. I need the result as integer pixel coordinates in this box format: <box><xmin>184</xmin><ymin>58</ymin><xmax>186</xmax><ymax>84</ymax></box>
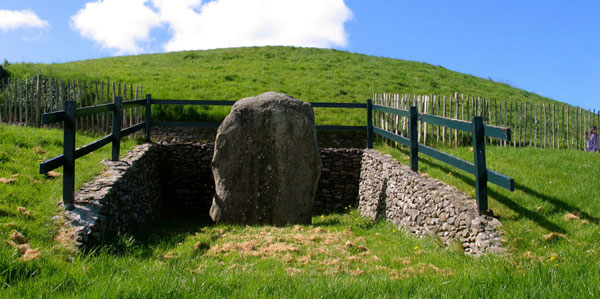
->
<box><xmin>2</xmin><ymin>76</ymin><xmax>597</xmax><ymax>152</ymax></box>
<box><xmin>367</xmin><ymin>100</ymin><xmax>514</xmax><ymax>213</ymax></box>
<box><xmin>374</xmin><ymin>93</ymin><xmax>600</xmax><ymax>151</ymax></box>
<box><xmin>0</xmin><ymin>76</ymin><xmax>144</xmax><ymax>133</ymax></box>
<box><xmin>39</xmin><ymin>96</ymin><xmax>366</xmax><ymax>210</ymax></box>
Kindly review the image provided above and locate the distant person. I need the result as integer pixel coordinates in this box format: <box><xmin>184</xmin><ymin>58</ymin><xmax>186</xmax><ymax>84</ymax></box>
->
<box><xmin>590</xmin><ymin>126</ymin><xmax>598</xmax><ymax>152</ymax></box>
<box><xmin>585</xmin><ymin>131</ymin><xmax>591</xmax><ymax>151</ymax></box>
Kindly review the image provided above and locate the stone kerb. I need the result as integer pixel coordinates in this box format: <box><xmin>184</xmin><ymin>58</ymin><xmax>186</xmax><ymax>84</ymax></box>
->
<box><xmin>358</xmin><ymin>149</ymin><xmax>505</xmax><ymax>255</ymax></box>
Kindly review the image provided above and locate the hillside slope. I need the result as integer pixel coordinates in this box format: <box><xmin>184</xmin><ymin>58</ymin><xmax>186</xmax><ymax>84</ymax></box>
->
<box><xmin>6</xmin><ymin>46</ymin><xmax>558</xmax><ymax>106</ymax></box>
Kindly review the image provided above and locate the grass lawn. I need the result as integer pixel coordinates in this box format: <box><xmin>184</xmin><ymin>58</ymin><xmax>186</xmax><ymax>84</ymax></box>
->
<box><xmin>1</xmin><ymin>124</ymin><xmax>599</xmax><ymax>297</ymax></box>
<box><xmin>4</xmin><ymin>46</ymin><xmax>564</xmax><ymax>127</ymax></box>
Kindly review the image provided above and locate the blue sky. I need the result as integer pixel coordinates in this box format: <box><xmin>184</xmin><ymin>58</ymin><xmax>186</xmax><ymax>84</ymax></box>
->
<box><xmin>1</xmin><ymin>0</ymin><xmax>598</xmax><ymax>110</ymax></box>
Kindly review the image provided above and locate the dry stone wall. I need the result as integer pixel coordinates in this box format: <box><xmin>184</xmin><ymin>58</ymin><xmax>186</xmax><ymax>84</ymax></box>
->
<box><xmin>64</xmin><ymin>144</ymin><xmax>162</xmax><ymax>246</ymax></box>
<box><xmin>156</xmin><ymin>142</ymin><xmax>214</xmax><ymax>217</ymax></box>
<box><xmin>151</xmin><ymin>127</ymin><xmax>367</xmax><ymax>149</ymax></box>
<box><xmin>63</xmin><ymin>140</ymin><xmax>505</xmax><ymax>255</ymax></box>
<box><xmin>315</xmin><ymin>148</ymin><xmax>362</xmax><ymax>213</ymax></box>
<box><xmin>358</xmin><ymin>150</ymin><xmax>505</xmax><ymax>255</ymax></box>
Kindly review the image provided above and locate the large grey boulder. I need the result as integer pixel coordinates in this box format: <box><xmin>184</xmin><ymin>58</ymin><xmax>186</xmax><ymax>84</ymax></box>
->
<box><xmin>209</xmin><ymin>92</ymin><xmax>322</xmax><ymax>226</ymax></box>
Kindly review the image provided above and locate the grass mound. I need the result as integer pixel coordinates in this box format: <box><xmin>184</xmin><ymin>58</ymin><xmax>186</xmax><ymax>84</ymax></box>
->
<box><xmin>4</xmin><ymin>46</ymin><xmax>563</xmax><ymax>126</ymax></box>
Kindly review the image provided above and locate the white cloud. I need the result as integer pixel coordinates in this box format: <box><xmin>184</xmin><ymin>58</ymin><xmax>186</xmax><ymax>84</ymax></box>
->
<box><xmin>70</xmin><ymin>0</ymin><xmax>352</xmax><ymax>55</ymax></box>
<box><xmin>0</xmin><ymin>9</ymin><xmax>49</xmax><ymax>31</ymax></box>
<box><xmin>71</xmin><ymin>0</ymin><xmax>161</xmax><ymax>54</ymax></box>
<box><xmin>154</xmin><ymin>0</ymin><xmax>353</xmax><ymax>51</ymax></box>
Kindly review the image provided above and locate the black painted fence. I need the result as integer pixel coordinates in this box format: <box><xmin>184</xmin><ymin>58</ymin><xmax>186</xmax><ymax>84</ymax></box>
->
<box><xmin>38</xmin><ymin>95</ymin><xmax>365</xmax><ymax>210</ymax></box>
<box><xmin>39</xmin><ymin>96</ymin><xmax>514</xmax><ymax>213</ymax></box>
<box><xmin>367</xmin><ymin>99</ymin><xmax>515</xmax><ymax>213</ymax></box>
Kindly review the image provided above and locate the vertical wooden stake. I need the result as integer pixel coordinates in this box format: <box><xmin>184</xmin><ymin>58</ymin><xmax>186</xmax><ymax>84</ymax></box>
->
<box><xmin>436</xmin><ymin>95</ymin><xmax>440</xmax><ymax>144</ymax></box>
<box><xmin>519</xmin><ymin>102</ymin><xmax>523</xmax><ymax>147</ymax></box>
<box><xmin>566</xmin><ymin>106</ymin><xmax>570</xmax><ymax>149</ymax></box>
<box><xmin>63</xmin><ymin>101</ymin><xmax>76</xmax><ymax>211</ymax></box>
<box><xmin>535</xmin><ymin>104</ymin><xmax>539</xmax><ymax>148</ymax></box>
<box><xmin>542</xmin><ymin>104</ymin><xmax>546</xmax><ymax>148</ymax></box>
<box><xmin>510</xmin><ymin>102</ymin><xmax>514</xmax><ymax>147</ymax></box>
<box><xmin>461</xmin><ymin>94</ymin><xmax>465</xmax><ymax>146</ymax></box>
<box><xmin>129</xmin><ymin>84</ymin><xmax>134</xmax><ymax>127</ymax></box>
<box><xmin>524</xmin><ymin>103</ymin><xmax>528</xmax><ymax>146</ymax></box>
<box><xmin>25</xmin><ymin>79</ymin><xmax>30</xmax><ymax>125</ymax></box>
<box><xmin>367</xmin><ymin>99</ymin><xmax>373</xmax><ymax>149</ymax></box>
<box><xmin>19</xmin><ymin>80</ymin><xmax>23</xmax><ymax>124</ymax></box>
<box><xmin>112</xmin><ymin>96</ymin><xmax>122</xmax><ymax>161</ymax></box>
<box><xmin>410</xmin><ymin>106</ymin><xmax>418</xmax><ymax>172</ymax></box>
<box><xmin>421</xmin><ymin>96</ymin><xmax>429</xmax><ymax>145</ymax></box>
<box><xmin>472</xmin><ymin>116</ymin><xmax>488</xmax><ymax>213</ymax></box>
<box><xmin>503</xmin><ymin>100</ymin><xmax>507</xmax><ymax>147</ymax></box>
<box><xmin>455</xmin><ymin>92</ymin><xmax>459</xmax><ymax>147</ymax></box>
<box><xmin>552</xmin><ymin>104</ymin><xmax>556</xmax><ymax>149</ymax></box>
<box><xmin>528</xmin><ymin>103</ymin><xmax>532</xmax><ymax>147</ymax></box>
<box><xmin>494</xmin><ymin>99</ymin><xmax>498</xmax><ymax>146</ymax></box>
<box><xmin>146</xmin><ymin>94</ymin><xmax>153</xmax><ymax>143</ymax></box>
<box><xmin>442</xmin><ymin>96</ymin><xmax>446</xmax><ymax>144</ymax></box>
<box><xmin>35</xmin><ymin>75</ymin><xmax>41</xmax><ymax>127</ymax></box>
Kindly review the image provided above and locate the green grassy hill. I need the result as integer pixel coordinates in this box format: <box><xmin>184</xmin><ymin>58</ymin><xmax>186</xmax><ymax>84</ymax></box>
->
<box><xmin>6</xmin><ymin>46</ymin><xmax>558</xmax><ymax>106</ymax></box>
<box><xmin>1</xmin><ymin>124</ymin><xmax>599</xmax><ymax>297</ymax></box>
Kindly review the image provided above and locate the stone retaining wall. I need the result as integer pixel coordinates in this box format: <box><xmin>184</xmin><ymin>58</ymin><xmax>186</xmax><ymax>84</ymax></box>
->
<box><xmin>156</xmin><ymin>142</ymin><xmax>214</xmax><ymax>216</ymax></box>
<box><xmin>151</xmin><ymin>127</ymin><xmax>366</xmax><ymax>149</ymax></box>
<box><xmin>64</xmin><ymin>143</ymin><xmax>364</xmax><ymax>245</ymax></box>
<box><xmin>315</xmin><ymin>148</ymin><xmax>362</xmax><ymax>213</ymax></box>
<box><xmin>64</xmin><ymin>144</ymin><xmax>162</xmax><ymax>246</ymax></box>
<box><xmin>63</xmin><ymin>143</ymin><xmax>504</xmax><ymax>255</ymax></box>
<box><xmin>358</xmin><ymin>150</ymin><xmax>504</xmax><ymax>255</ymax></box>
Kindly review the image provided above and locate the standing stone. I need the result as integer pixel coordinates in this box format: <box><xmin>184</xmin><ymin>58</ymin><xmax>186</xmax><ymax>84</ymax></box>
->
<box><xmin>210</xmin><ymin>92</ymin><xmax>322</xmax><ymax>226</ymax></box>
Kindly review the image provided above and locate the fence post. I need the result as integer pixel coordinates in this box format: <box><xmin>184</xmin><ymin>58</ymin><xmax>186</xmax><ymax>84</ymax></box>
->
<box><xmin>63</xmin><ymin>101</ymin><xmax>76</xmax><ymax>211</ymax></box>
<box><xmin>367</xmin><ymin>99</ymin><xmax>373</xmax><ymax>149</ymax></box>
<box><xmin>112</xmin><ymin>96</ymin><xmax>122</xmax><ymax>161</ymax></box>
<box><xmin>472</xmin><ymin>116</ymin><xmax>488</xmax><ymax>213</ymax></box>
<box><xmin>145</xmin><ymin>94</ymin><xmax>152</xmax><ymax>142</ymax></box>
<box><xmin>36</xmin><ymin>75</ymin><xmax>41</xmax><ymax>127</ymax></box>
<box><xmin>409</xmin><ymin>106</ymin><xmax>418</xmax><ymax>172</ymax></box>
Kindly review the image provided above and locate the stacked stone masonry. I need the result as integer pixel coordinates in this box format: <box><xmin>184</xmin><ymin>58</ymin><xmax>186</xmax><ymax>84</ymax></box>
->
<box><xmin>358</xmin><ymin>150</ymin><xmax>504</xmax><ymax>255</ymax></box>
<box><xmin>64</xmin><ymin>144</ymin><xmax>162</xmax><ymax>246</ymax></box>
<box><xmin>156</xmin><ymin>142</ymin><xmax>214</xmax><ymax>216</ymax></box>
<box><xmin>315</xmin><ymin>148</ymin><xmax>362</xmax><ymax>213</ymax></box>
<box><xmin>64</xmin><ymin>142</ymin><xmax>504</xmax><ymax>255</ymax></box>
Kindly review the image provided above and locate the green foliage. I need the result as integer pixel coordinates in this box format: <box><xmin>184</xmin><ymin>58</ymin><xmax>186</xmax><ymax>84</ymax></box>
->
<box><xmin>0</xmin><ymin>48</ymin><xmax>596</xmax><ymax>296</ymax></box>
<box><xmin>0</xmin><ymin>125</ymin><xmax>599</xmax><ymax>297</ymax></box>
<box><xmin>4</xmin><ymin>46</ymin><xmax>562</xmax><ymax>125</ymax></box>
<box><xmin>0</xmin><ymin>65</ymin><xmax>8</xmax><ymax>81</ymax></box>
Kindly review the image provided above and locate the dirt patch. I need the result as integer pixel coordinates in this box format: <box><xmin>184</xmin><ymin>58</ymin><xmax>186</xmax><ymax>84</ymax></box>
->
<box><xmin>17</xmin><ymin>206</ymin><xmax>32</xmax><ymax>216</ymax></box>
<box><xmin>21</xmin><ymin>249</ymin><xmax>41</xmax><ymax>261</ymax></box>
<box><xmin>198</xmin><ymin>225</ymin><xmax>452</xmax><ymax>279</ymax></box>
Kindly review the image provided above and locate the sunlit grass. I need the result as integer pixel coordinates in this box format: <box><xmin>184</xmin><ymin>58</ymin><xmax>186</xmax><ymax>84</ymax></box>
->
<box><xmin>0</xmin><ymin>125</ymin><xmax>599</xmax><ymax>297</ymax></box>
<box><xmin>5</xmin><ymin>46</ymin><xmax>560</xmax><ymax>127</ymax></box>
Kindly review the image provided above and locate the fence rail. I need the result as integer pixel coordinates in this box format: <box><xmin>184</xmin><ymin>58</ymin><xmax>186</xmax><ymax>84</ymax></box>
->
<box><xmin>374</xmin><ymin>93</ymin><xmax>599</xmax><ymax>151</ymax></box>
<box><xmin>38</xmin><ymin>95</ymin><xmax>367</xmax><ymax>210</ymax></box>
<box><xmin>3</xmin><ymin>76</ymin><xmax>596</xmax><ymax>152</ymax></box>
<box><xmin>368</xmin><ymin>101</ymin><xmax>515</xmax><ymax>213</ymax></box>
<box><xmin>39</xmin><ymin>95</ymin><xmax>514</xmax><ymax>214</ymax></box>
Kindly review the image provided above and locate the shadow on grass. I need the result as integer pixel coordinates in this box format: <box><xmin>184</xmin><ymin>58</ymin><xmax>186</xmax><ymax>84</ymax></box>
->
<box><xmin>312</xmin><ymin>218</ymin><xmax>342</xmax><ymax>227</ymax></box>
<box><xmin>85</xmin><ymin>215</ymin><xmax>214</xmax><ymax>257</ymax></box>
<box><xmin>515</xmin><ymin>183</ymin><xmax>599</xmax><ymax>225</ymax></box>
<box><xmin>396</xmin><ymin>147</ymin><xmax>569</xmax><ymax>233</ymax></box>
